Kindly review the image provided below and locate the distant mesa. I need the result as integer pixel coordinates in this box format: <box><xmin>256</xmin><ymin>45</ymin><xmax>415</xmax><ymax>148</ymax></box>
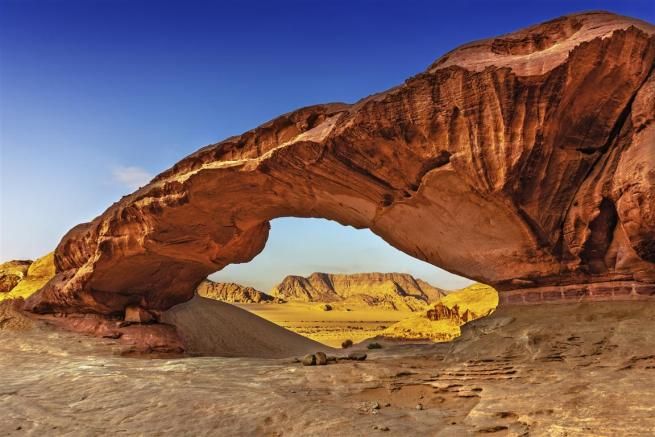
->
<box><xmin>269</xmin><ymin>272</ymin><xmax>446</xmax><ymax>311</ymax></box>
<box><xmin>197</xmin><ymin>272</ymin><xmax>446</xmax><ymax>311</ymax></box>
<box><xmin>197</xmin><ymin>280</ymin><xmax>282</xmax><ymax>304</ymax></box>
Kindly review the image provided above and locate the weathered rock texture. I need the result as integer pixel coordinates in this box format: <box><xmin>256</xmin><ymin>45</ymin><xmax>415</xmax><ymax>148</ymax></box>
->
<box><xmin>25</xmin><ymin>12</ymin><xmax>655</xmax><ymax>317</ymax></box>
<box><xmin>381</xmin><ymin>283</ymin><xmax>498</xmax><ymax>342</ymax></box>
<box><xmin>0</xmin><ymin>261</ymin><xmax>32</xmax><ymax>294</ymax></box>
<box><xmin>196</xmin><ymin>280</ymin><xmax>280</xmax><ymax>303</ymax></box>
<box><xmin>426</xmin><ymin>303</ymin><xmax>476</xmax><ymax>324</ymax></box>
<box><xmin>270</xmin><ymin>272</ymin><xmax>446</xmax><ymax>311</ymax></box>
<box><xmin>1</xmin><ymin>254</ymin><xmax>55</xmax><ymax>301</ymax></box>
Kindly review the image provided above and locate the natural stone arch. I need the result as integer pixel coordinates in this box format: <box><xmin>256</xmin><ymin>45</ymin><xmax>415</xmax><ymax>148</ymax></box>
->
<box><xmin>26</xmin><ymin>12</ymin><xmax>655</xmax><ymax>315</ymax></box>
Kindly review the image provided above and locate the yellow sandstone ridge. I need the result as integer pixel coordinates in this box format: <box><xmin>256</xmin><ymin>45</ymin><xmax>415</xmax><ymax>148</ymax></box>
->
<box><xmin>0</xmin><ymin>253</ymin><xmax>55</xmax><ymax>301</ymax></box>
<box><xmin>382</xmin><ymin>283</ymin><xmax>498</xmax><ymax>342</ymax></box>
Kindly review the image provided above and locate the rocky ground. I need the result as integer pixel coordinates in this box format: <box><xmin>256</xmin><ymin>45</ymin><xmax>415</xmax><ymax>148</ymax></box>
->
<box><xmin>1</xmin><ymin>301</ymin><xmax>654</xmax><ymax>436</ymax></box>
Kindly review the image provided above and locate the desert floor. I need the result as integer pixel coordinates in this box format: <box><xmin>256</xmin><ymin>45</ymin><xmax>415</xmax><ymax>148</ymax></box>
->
<box><xmin>1</xmin><ymin>301</ymin><xmax>654</xmax><ymax>436</ymax></box>
<box><xmin>235</xmin><ymin>302</ymin><xmax>411</xmax><ymax>347</ymax></box>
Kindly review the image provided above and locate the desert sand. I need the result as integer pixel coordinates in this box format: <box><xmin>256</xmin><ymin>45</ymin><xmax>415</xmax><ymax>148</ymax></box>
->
<box><xmin>235</xmin><ymin>302</ymin><xmax>411</xmax><ymax>347</ymax></box>
<box><xmin>2</xmin><ymin>301</ymin><xmax>654</xmax><ymax>436</ymax></box>
<box><xmin>235</xmin><ymin>283</ymin><xmax>498</xmax><ymax>347</ymax></box>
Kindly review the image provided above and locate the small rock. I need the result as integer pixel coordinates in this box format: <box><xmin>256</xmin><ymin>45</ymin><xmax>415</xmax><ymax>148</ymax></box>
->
<box><xmin>348</xmin><ymin>352</ymin><xmax>367</xmax><ymax>361</ymax></box>
<box><xmin>102</xmin><ymin>332</ymin><xmax>122</xmax><ymax>339</ymax></box>
<box><xmin>326</xmin><ymin>355</ymin><xmax>337</xmax><ymax>362</ymax></box>
<box><xmin>124</xmin><ymin>305</ymin><xmax>155</xmax><ymax>323</ymax></box>
<box><xmin>384</xmin><ymin>402</ymin><xmax>391</xmax><ymax>407</ymax></box>
<box><xmin>315</xmin><ymin>351</ymin><xmax>328</xmax><ymax>365</ymax></box>
<box><xmin>302</xmin><ymin>354</ymin><xmax>316</xmax><ymax>366</ymax></box>
<box><xmin>372</xmin><ymin>401</ymin><xmax>380</xmax><ymax>410</ymax></box>
<box><xmin>379</xmin><ymin>426</ymin><xmax>390</xmax><ymax>432</ymax></box>
<box><xmin>320</xmin><ymin>303</ymin><xmax>333</xmax><ymax>311</ymax></box>
<box><xmin>416</xmin><ymin>403</ymin><xmax>423</xmax><ymax>410</ymax></box>
<box><xmin>342</xmin><ymin>339</ymin><xmax>353</xmax><ymax>349</ymax></box>
<box><xmin>367</xmin><ymin>342</ymin><xmax>382</xmax><ymax>349</ymax></box>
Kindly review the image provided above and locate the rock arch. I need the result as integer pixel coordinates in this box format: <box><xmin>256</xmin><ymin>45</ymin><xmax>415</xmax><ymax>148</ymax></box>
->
<box><xmin>26</xmin><ymin>12</ymin><xmax>655</xmax><ymax>316</ymax></box>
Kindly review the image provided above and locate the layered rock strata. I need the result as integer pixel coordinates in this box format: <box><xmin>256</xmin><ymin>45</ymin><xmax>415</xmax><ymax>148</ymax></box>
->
<box><xmin>24</xmin><ymin>12</ymin><xmax>655</xmax><ymax>318</ymax></box>
<box><xmin>271</xmin><ymin>272</ymin><xmax>445</xmax><ymax>311</ymax></box>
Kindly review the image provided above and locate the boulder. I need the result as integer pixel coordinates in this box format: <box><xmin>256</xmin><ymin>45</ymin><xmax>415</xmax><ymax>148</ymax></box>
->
<box><xmin>302</xmin><ymin>354</ymin><xmax>316</xmax><ymax>366</ymax></box>
<box><xmin>124</xmin><ymin>305</ymin><xmax>155</xmax><ymax>324</ymax></box>
<box><xmin>348</xmin><ymin>352</ymin><xmax>368</xmax><ymax>361</ymax></box>
<box><xmin>315</xmin><ymin>351</ymin><xmax>328</xmax><ymax>365</ymax></box>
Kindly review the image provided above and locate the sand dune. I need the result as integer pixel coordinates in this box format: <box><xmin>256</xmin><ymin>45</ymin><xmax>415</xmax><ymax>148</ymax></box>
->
<box><xmin>161</xmin><ymin>296</ymin><xmax>332</xmax><ymax>358</ymax></box>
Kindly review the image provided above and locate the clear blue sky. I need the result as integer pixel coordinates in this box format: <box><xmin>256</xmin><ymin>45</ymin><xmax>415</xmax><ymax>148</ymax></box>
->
<box><xmin>1</xmin><ymin>0</ymin><xmax>653</xmax><ymax>291</ymax></box>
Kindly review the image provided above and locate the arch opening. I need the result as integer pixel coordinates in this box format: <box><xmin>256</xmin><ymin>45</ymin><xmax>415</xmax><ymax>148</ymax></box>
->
<box><xmin>209</xmin><ymin>217</ymin><xmax>475</xmax><ymax>293</ymax></box>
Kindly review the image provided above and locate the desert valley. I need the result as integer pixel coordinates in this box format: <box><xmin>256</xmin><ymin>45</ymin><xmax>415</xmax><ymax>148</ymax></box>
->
<box><xmin>1</xmin><ymin>8</ymin><xmax>655</xmax><ymax>437</ymax></box>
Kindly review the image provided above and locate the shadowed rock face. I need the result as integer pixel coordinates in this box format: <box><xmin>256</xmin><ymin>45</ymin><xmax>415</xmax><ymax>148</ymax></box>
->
<box><xmin>25</xmin><ymin>12</ymin><xmax>655</xmax><ymax>316</ymax></box>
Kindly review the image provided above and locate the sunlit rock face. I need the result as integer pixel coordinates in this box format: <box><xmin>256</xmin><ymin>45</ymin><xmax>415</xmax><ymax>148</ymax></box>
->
<box><xmin>270</xmin><ymin>272</ymin><xmax>446</xmax><ymax>311</ymax></box>
<box><xmin>197</xmin><ymin>280</ymin><xmax>280</xmax><ymax>304</ymax></box>
<box><xmin>25</xmin><ymin>12</ymin><xmax>655</xmax><ymax>316</ymax></box>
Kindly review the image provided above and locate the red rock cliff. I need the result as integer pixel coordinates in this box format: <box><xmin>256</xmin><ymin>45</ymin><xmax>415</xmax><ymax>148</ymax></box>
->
<box><xmin>25</xmin><ymin>12</ymin><xmax>655</xmax><ymax>315</ymax></box>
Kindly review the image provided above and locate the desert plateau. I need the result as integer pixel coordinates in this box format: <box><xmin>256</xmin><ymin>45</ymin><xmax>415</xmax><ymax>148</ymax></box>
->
<box><xmin>1</xmin><ymin>4</ymin><xmax>655</xmax><ymax>436</ymax></box>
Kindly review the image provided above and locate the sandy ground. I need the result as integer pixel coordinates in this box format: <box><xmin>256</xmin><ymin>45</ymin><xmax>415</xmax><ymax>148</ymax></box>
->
<box><xmin>235</xmin><ymin>302</ymin><xmax>410</xmax><ymax>347</ymax></box>
<box><xmin>1</xmin><ymin>301</ymin><xmax>654</xmax><ymax>436</ymax></box>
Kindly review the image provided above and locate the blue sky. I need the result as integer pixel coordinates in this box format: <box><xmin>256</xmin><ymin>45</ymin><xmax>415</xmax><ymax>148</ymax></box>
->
<box><xmin>1</xmin><ymin>0</ymin><xmax>653</xmax><ymax>291</ymax></box>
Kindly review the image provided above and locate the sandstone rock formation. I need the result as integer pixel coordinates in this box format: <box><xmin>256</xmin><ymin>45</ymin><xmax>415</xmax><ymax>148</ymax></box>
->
<box><xmin>1</xmin><ymin>254</ymin><xmax>55</xmax><ymax>301</ymax></box>
<box><xmin>382</xmin><ymin>283</ymin><xmax>498</xmax><ymax>341</ymax></box>
<box><xmin>270</xmin><ymin>272</ymin><xmax>445</xmax><ymax>311</ymax></box>
<box><xmin>24</xmin><ymin>12</ymin><xmax>655</xmax><ymax>317</ymax></box>
<box><xmin>426</xmin><ymin>303</ymin><xmax>475</xmax><ymax>324</ymax></box>
<box><xmin>0</xmin><ymin>260</ymin><xmax>32</xmax><ymax>294</ymax></box>
<box><xmin>197</xmin><ymin>280</ymin><xmax>280</xmax><ymax>303</ymax></box>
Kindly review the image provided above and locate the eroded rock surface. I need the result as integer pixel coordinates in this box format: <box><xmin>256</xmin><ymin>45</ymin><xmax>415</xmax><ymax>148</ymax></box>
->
<box><xmin>1</xmin><ymin>254</ymin><xmax>55</xmax><ymax>301</ymax></box>
<box><xmin>2</xmin><ymin>301</ymin><xmax>655</xmax><ymax>435</ymax></box>
<box><xmin>25</xmin><ymin>12</ymin><xmax>655</xmax><ymax>316</ymax></box>
<box><xmin>0</xmin><ymin>260</ymin><xmax>31</xmax><ymax>294</ymax></box>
